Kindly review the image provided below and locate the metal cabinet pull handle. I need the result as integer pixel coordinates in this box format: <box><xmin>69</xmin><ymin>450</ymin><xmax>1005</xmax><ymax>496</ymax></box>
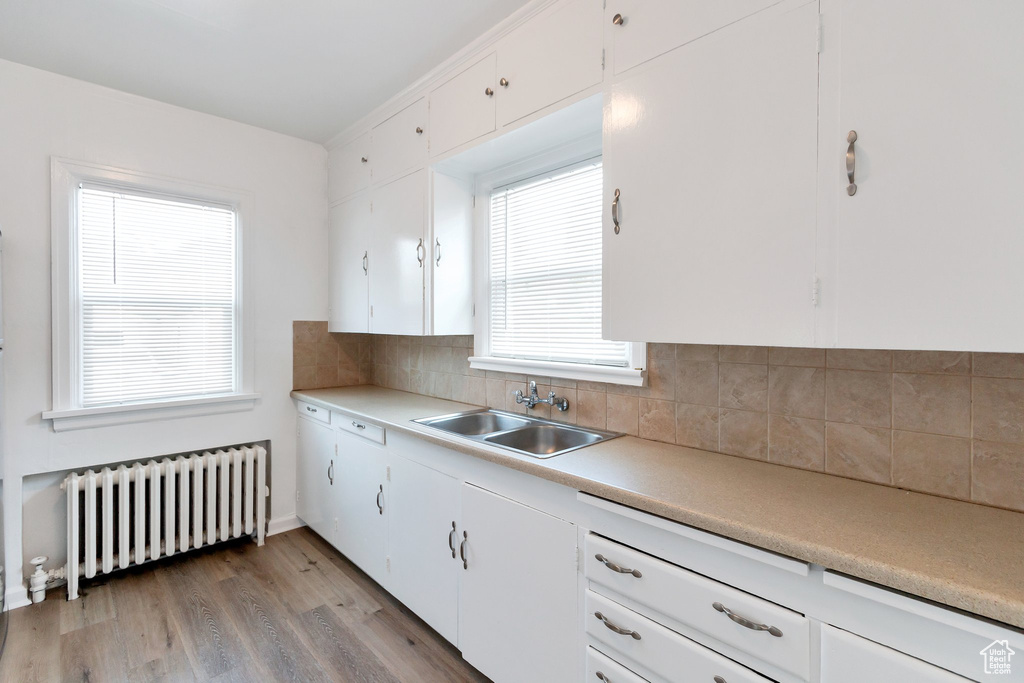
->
<box><xmin>448</xmin><ymin>522</ymin><xmax>457</xmax><ymax>558</ymax></box>
<box><xmin>416</xmin><ymin>238</ymin><xmax>425</xmax><ymax>267</ymax></box>
<box><xmin>611</xmin><ymin>188</ymin><xmax>621</xmax><ymax>234</ymax></box>
<box><xmin>499</xmin><ymin>77</ymin><xmax>509</xmax><ymax>88</ymax></box>
<box><xmin>594</xmin><ymin>611</ymin><xmax>641</xmax><ymax>640</ymax></box>
<box><xmin>595</xmin><ymin>553</ymin><xmax>642</xmax><ymax>578</ymax></box>
<box><xmin>712</xmin><ymin>602</ymin><xmax>783</xmax><ymax>637</ymax></box>
<box><xmin>327</xmin><ymin>460</ymin><xmax>334</xmax><ymax>486</ymax></box>
<box><xmin>306</xmin><ymin>406</ymin><xmax>317</xmax><ymax>413</ymax></box>
<box><xmin>434</xmin><ymin>238</ymin><xmax>442</xmax><ymax>266</ymax></box>
<box><xmin>361</xmin><ymin>156</ymin><xmax>368</xmax><ymax>164</ymax></box>
<box><xmin>596</xmin><ymin>672</ymin><xmax>610</xmax><ymax>682</ymax></box>
<box><xmin>415</xmin><ymin>126</ymin><xmax>423</xmax><ymax>135</ymax></box>
<box><xmin>352</xmin><ymin>421</ymin><xmax>365</xmax><ymax>430</ymax></box>
<box><xmin>459</xmin><ymin>531</ymin><xmax>468</xmax><ymax>569</ymax></box>
<box><xmin>485</xmin><ymin>87</ymin><xmax>494</xmax><ymax>97</ymax></box>
<box><xmin>612</xmin><ymin>13</ymin><xmax>624</xmax><ymax>25</ymax></box>
<box><xmin>846</xmin><ymin>130</ymin><xmax>858</xmax><ymax>196</ymax></box>
<box><xmin>376</xmin><ymin>485</ymin><xmax>384</xmax><ymax>515</ymax></box>
<box><xmin>362</xmin><ymin>251</ymin><xmax>368</xmax><ymax>275</ymax></box>
<box><xmin>714</xmin><ymin>677</ymin><xmax>728</xmax><ymax>683</ymax></box>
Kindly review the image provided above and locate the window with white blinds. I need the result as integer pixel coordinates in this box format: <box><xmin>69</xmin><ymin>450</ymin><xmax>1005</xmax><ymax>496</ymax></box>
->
<box><xmin>76</xmin><ymin>186</ymin><xmax>238</xmax><ymax>407</ymax></box>
<box><xmin>489</xmin><ymin>160</ymin><xmax>629</xmax><ymax>367</ymax></box>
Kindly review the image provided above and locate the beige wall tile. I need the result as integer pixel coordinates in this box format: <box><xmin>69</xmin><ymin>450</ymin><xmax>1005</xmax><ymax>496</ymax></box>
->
<box><xmin>972</xmin><ymin>441</ymin><xmax>1024</xmax><ymax>511</ymax></box>
<box><xmin>293</xmin><ymin>321</ymin><xmax>319</xmax><ymax>344</ymax></box>
<box><xmin>640</xmin><ymin>356</ymin><xmax>675</xmax><ymax>401</ymax></box>
<box><xmin>316</xmin><ymin>340</ymin><xmax>339</xmax><ymax>366</ymax></box>
<box><xmin>719</xmin><ymin>346</ymin><xmax>768</xmax><ymax>364</ymax></box>
<box><xmin>314</xmin><ymin>321</ymin><xmax>331</xmax><ymax>343</ymax></box>
<box><xmin>504</xmin><ymin>381</ymin><xmax>527</xmax><ymax>414</ymax></box>
<box><xmin>769</xmin><ymin>347</ymin><xmax>826</xmax><ymax>368</ymax></box>
<box><xmin>769</xmin><ymin>366</ymin><xmax>825</xmax><ymax>419</ymax></box>
<box><xmin>892</xmin><ymin>373</ymin><xmax>971</xmax><ymax>437</ymax></box>
<box><xmin>825</xmin><ymin>423</ymin><xmax>892</xmax><ymax>484</ymax></box>
<box><xmin>719</xmin><ymin>409</ymin><xmax>768</xmax><ymax>460</ymax></box>
<box><xmin>293</xmin><ymin>342</ymin><xmax>317</xmax><ymax>368</ymax></box>
<box><xmin>316</xmin><ymin>365</ymin><xmax>339</xmax><ymax>389</ymax></box>
<box><xmin>893</xmin><ymin>351</ymin><xmax>971</xmax><ymax>375</ymax></box>
<box><xmin>892</xmin><ymin>431</ymin><xmax>970</xmax><ymax>499</ymax></box>
<box><xmin>973</xmin><ymin>353</ymin><xmax>1024</xmax><ymax>379</ymax></box>
<box><xmin>550</xmin><ymin>388</ymin><xmax>577</xmax><ymax>425</ymax></box>
<box><xmin>607</xmin><ymin>394</ymin><xmax>639</xmax><ymax>436</ymax></box>
<box><xmin>675</xmin><ymin>360</ymin><xmax>719</xmax><ymax>406</ymax></box>
<box><xmin>826</xmin><ymin>370</ymin><xmax>892</xmax><ymax>428</ymax></box>
<box><xmin>675</xmin><ymin>403</ymin><xmax>719</xmax><ymax>451</ymax></box>
<box><xmin>648</xmin><ymin>342</ymin><xmax>676</xmax><ymax>360</ymax></box>
<box><xmin>485</xmin><ymin>378</ymin><xmax>506</xmax><ymax>409</ymax></box>
<box><xmin>719</xmin><ymin>363</ymin><xmax>768</xmax><ymax>411</ymax></box>
<box><xmin>973</xmin><ymin>377</ymin><xmax>1024</xmax><ymax>444</ymax></box>
<box><xmin>826</xmin><ymin>349</ymin><xmax>892</xmax><ymax>372</ymax></box>
<box><xmin>639</xmin><ymin>399</ymin><xmax>675</xmax><ymax>443</ymax></box>
<box><xmin>293</xmin><ymin>365</ymin><xmax>316</xmax><ymax>391</ymax></box>
<box><xmin>769</xmin><ymin>415</ymin><xmax>825</xmax><ymax>471</ymax></box>
<box><xmin>676</xmin><ymin>344</ymin><xmax>718</xmax><ymax>361</ymax></box>
<box><xmin>577</xmin><ymin>390</ymin><xmax>607</xmax><ymax>430</ymax></box>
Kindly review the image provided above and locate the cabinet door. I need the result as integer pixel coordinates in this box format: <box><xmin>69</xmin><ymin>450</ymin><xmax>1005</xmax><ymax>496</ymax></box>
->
<box><xmin>387</xmin><ymin>455</ymin><xmax>460</xmax><ymax>644</ymax></box>
<box><xmin>821</xmin><ymin>626</ymin><xmax>970</xmax><ymax>682</ymax></box>
<box><xmin>335</xmin><ymin>431</ymin><xmax>388</xmax><ymax>587</ymax></box>
<box><xmin>328</xmin><ymin>132</ymin><xmax>370</xmax><ymax>203</ymax></box>
<box><xmin>459</xmin><ymin>484</ymin><xmax>578</xmax><ymax>683</ymax></box>
<box><xmin>370</xmin><ymin>170</ymin><xmax>426</xmax><ymax>335</ymax></box>
<box><xmin>328</xmin><ymin>196</ymin><xmax>370</xmax><ymax>333</ymax></box>
<box><xmin>371</xmin><ymin>98</ymin><xmax>428</xmax><ymax>185</ymax></box>
<box><xmin>605</xmin><ymin>0</ymin><xmax>778</xmax><ymax>75</ymax></box>
<box><xmin>429</xmin><ymin>171</ymin><xmax>474</xmax><ymax>335</ymax></box>
<box><xmin>429</xmin><ymin>53</ymin><xmax>496</xmax><ymax>157</ymax></box>
<box><xmin>495</xmin><ymin>0</ymin><xmax>602</xmax><ymax>127</ymax></box>
<box><xmin>826</xmin><ymin>0</ymin><xmax>1024</xmax><ymax>352</ymax></box>
<box><xmin>296</xmin><ymin>416</ymin><xmax>336</xmax><ymax>544</ymax></box>
<box><xmin>603</xmin><ymin>1</ymin><xmax>819</xmax><ymax>345</ymax></box>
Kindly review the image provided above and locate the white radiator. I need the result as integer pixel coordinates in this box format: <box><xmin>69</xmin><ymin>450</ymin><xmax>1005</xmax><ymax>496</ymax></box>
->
<box><xmin>60</xmin><ymin>444</ymin><xmax>267</xmax><ymax>600</ymax></box>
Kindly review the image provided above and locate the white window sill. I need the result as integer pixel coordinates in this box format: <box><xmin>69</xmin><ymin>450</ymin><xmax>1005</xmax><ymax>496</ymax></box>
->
<box><xmin>42</xmin><ymin>393</ymin><xmax>260</xmax><ymax>432</ymax></box>
<box><xmin>469</xmin><ymin>356</ymin><xmax>644</xmax><ymax>387</ymax></box>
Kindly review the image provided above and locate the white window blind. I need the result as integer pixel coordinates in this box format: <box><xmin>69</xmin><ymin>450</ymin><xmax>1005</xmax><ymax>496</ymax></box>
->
<box><xmin>489</xmin><ymin>161</ymin><xmax>628</xmax><ymax>366</ymax></box>
<box><xmin>77</xmin><ymin>186</ymin><xmax>238</xmax><ymax>407</ymax></box>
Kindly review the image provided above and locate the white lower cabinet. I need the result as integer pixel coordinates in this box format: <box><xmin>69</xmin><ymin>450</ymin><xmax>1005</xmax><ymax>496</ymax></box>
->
<box><xmin>387</xmin><ymin>454</ymin><xmax>461</xmax><ymax>644</ymax></box>
<box><xmin>295</xmin><ymin>414</ymin><xmax>336</xmax><ymax>544</ymax></box>
<box><xmin>334</xmin><ymin>429</ymin><xmax>389</xmax><ymax>587</ymax></box>
<box><xmin>820</xmin><ymin>626</ymin><xmax>970</xmax><ymax>683</ymax></box>
<box><xmin>458</xmin><ymin>484</ymin><xmax>578</xmax><ymax>683</ymax></box>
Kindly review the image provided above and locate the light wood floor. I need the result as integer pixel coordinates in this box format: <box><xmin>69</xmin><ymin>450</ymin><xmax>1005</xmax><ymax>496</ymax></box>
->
<box><xmin>0</xmin><ymin>527</ymin><xmax>490</xmax><ymax>682</ymax></box>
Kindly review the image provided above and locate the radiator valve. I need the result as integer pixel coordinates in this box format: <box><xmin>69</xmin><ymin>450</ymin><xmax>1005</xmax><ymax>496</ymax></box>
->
<box><xmin>29</xmin><ymin>556</ymin><xmax>49</xmax><ymax>603</ymax></box>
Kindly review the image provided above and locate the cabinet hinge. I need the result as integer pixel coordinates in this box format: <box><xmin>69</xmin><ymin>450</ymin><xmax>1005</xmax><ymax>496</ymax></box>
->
<box><xmin>370</xmin><ymin>305</ymin><xmax>374</xmax><ymax>317</ymax></box>
<box><xmin>812</xmin><ymin>275</ymin><xmax>821</xmax><ymax>306</ymax></box>
<box><xmin>601</xmin><ymin>48</ymin><xmax>605</xmax><ymax>71</ymax></box>
<box><xmin>386</xmin><ymin>465</ymin><xmax>391</xmax><ymax>482</ymax></box>
<box><xmin>295</xmin><ymin>489</ymin><xmax>299</xmax><ymax>502</ymax></box>
<box><xmin>816</xmin><ymin>14</ymin><xmax>823</xmax><ymax>53</ymax></box>
<box><xmin>386</xmin><ymin>556</ymin><xmax>391</xmax><ymax>572</ymax></box>
<box><xmin>472</xmin><ymin>194</ymin><xmax>476</xmax><ymax>209</ymax></box>
<box><xmin>472</xmin><ymin>303</ymin><xmax>476</xmax><ymax>317</ymax></box>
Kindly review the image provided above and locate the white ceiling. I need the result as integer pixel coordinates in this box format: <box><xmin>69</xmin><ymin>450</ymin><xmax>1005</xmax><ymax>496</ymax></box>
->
<box><xmin>0</xmin><ymin>0</ymin><xmax>531</xmax><ymax>143</ymax></box>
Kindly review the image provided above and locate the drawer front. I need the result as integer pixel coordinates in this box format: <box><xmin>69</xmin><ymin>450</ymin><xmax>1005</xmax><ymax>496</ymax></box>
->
<box><xmin>585</xmin><ymin>534</ymin><xmax>809</xmax><ymax>679</ymax></box>
<box><xmin>586</xmin><ymin>591</ymin><xmax>771</xmax><ymax>683</ymax></box>
<box><xmin>337</xmin><ymin>413</ymin><xmax>385</xmax><ymax>444</ymax></box>
<box><xmin>297</xmin><ymin>401</ymin><xmax>330</xmax><ymax>425</ymax></box>
<box><xmin>821</xmin><ymin>626</ymin><xmax>972</xmax><ymax>683</ymax></box>
<box><xmin>586</xmin><ymin>647</ymin><xmax>649</xmax><ymax>683</ymax></box>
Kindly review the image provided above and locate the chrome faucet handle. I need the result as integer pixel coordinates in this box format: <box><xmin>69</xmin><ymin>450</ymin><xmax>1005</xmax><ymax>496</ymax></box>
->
<box><xmin>528</xmin><ymin>380</ymin><xmax>537</xmax><ymax>395</ymax></box>
<box><xmin>514</xmin><ymin>389</ymin><xmax>525</xmax><ymax>404</ymax></box>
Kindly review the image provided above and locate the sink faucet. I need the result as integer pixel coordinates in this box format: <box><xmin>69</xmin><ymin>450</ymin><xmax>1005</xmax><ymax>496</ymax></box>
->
<box><xmin>515</xmin><ymin>381</ymin><xmax>569</xmax><ymax>412</ymax></box>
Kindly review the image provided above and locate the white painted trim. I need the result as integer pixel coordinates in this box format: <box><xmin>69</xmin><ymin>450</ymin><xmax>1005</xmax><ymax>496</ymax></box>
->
<box><xmin>5</xmin><ymin>584</ymin><xmax>30</xmax><ymax>612</ymax></box>
<box><xmin>267</xmin><ymin>514</ymin><xmax>305</xmax><ymax>536</ymax></box>
<box><xmin>42</xmin><ymin>393</ymin><xmax>261</xmax><ymax>432</ymax></box>
<box><xmin>470</xmin><ymin>356</ymin><xmax>644</xmax><ymax>387</ymax></box>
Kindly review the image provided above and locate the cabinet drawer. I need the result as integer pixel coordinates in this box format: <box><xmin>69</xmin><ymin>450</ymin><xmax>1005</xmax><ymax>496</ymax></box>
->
<box><xmin>371</xmin><ymin>98</ymin><xmax>428</xmax><ymax>184</ymax></box>
<box><xmin>336</xmin><ymin>413</ymin><xmax>384</xmax><ymax>444</ymax></box>
<box><xmin>585</xmin><ymin>534</ymin><xmax>809</xmax><ymax>679</ymax></box>
<box><xmin>586</xmin><ymin>647</ymin><xmax>648</xmax><ymax>683</ymax></box>
<box><xmin>297</xmin><ymin>401</ymin><xmax>330</xmax><ymax>425</ymax></box>
<box><xmin>586</xmin><ymin>591</ymin><xmax>771</xmax><ymax>683</ymax></box>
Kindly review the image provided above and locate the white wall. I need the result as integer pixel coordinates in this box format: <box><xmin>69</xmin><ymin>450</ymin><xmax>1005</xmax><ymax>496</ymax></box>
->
<box><xmin>0</xmin><ymin>59</ymin><xmax>328</xmax><ymax>605</ymax></box>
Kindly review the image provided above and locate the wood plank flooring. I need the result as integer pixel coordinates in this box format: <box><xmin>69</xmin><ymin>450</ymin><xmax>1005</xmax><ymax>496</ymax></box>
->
<box><xmin>0</xmin><ymin>528</ymin><xmax>490</xmax><ymax>683</ymax></box>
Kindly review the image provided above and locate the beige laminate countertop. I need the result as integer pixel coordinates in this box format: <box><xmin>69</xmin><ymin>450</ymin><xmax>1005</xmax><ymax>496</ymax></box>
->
<box><xmin>292</xmin><ymin>385</ymin><xmax>1024</xmax><ymax>629</ymax></box>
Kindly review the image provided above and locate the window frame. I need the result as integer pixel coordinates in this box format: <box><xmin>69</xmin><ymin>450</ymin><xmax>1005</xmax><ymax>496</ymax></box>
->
<box><xmin>45</xmin><ymin>158</ymin><xmax>258</xmax><ymax>431</ymax></box>
<box><xmin>469</xmin><ymin>144</ymin><xmax>645</xmax><ymax>386</ymax></box>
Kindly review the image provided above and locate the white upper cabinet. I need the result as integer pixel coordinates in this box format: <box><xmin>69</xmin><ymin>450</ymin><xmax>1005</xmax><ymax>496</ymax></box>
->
<box><xmin>328</xmin><ymin>131</ymin><xmax>370</xmax><ymax>203</ymax></box>
<box><xmin>429</xmin><ymin>54</ymin><xmax>497</xmax><ymax>157</ymax></box>
<box><xmin>371</xmin><ymin>98</ymin><xmax>429</xmax><ymax>185</ymax></box>
<box><xmin>328</xmin><ymin>196</ymin><xmax>370</xmax><ymax>333</ymax></box>
<box><xmin>370</xmin><ymin>170</ymin><xmax>426</xmax><ymax>335</ymax></box>
<box><xmin>602</xmin><ymin>0</ymin><xmax>820</xmax><ymax>345</ymax></box>
<box><xmin>494</xmin><ymin>0</ymin><xmax>603</xmax><ymax>128</ymax></box>
<box><xmin>429</xmin><ymin>171</ymin><xmax>474</xmax><ymax>336</ymax></box>
<box><xmin>820</xmin><ymin>0</ymin><xmax>1024</xmax><ymax>352</ymax></box>
<box><xmin>604</xmin><ymin>0</ymin><xmax>779</xmax><ymax>76</ymax></box>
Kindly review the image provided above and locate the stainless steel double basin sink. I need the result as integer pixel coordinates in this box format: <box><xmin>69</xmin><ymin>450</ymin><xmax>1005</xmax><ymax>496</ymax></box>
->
<box><xmin>413</xmin><ymin>409</ymin><xmax>621</xmax><ymax>459</ymax></box>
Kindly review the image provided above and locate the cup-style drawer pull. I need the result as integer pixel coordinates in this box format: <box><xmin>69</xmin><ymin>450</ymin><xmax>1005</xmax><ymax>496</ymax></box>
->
<box><xmin>712</xmin><ymin>602</ymin><xmax>783</xmax><ymax>637</ymax></box>
<box><xmin>594</xmin><ymin>611</ymin><xmax>641</xmax><ymax>640</ymax></box>
<box><xmin>352</xmin><ymin>421</ymin><xmax>365</xmax><ymax>430</ymax></box>
<box><xmin>594</xmin><ymin>553</ymin><xmax>642</xmax><ymax>578</ymax></box>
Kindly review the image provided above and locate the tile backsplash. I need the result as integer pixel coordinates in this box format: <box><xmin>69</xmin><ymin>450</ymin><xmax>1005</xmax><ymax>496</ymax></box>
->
<box><xmin>293</xmin><ymin>322</ymin><xmax>1024</xmax><ymax>513</ymax></box>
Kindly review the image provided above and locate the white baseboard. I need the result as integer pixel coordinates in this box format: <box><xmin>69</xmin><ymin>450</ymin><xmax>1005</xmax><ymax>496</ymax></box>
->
<box><xmin>267</xmin><ymin>514</ymin><xmax>305</xmax><ymax>536</ymax></box>
<box><xmin>5</xmin><ymin>585</ymin><xmax>31</xmax><ymax>611</ymax></box>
